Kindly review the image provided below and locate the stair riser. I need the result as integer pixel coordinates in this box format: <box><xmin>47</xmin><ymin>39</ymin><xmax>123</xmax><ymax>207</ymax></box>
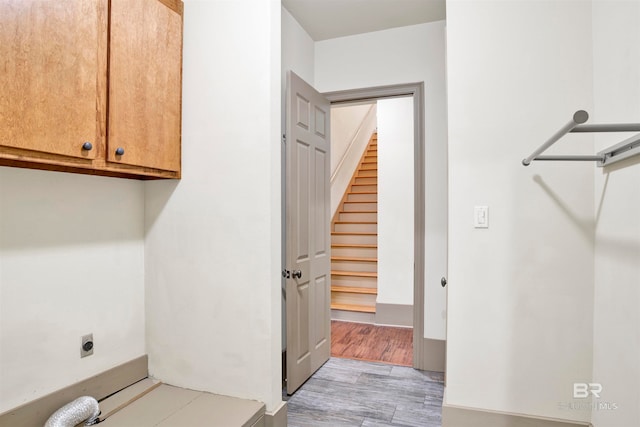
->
<box><xmin>357</xmin><ymin>169</ymin><xmax>377</xmax><ymax>178</ymax></box>
<box><xmin>351</xmin><ymin>184</ymin><xmax>377</xmax><ymax>192</ymax></box>
<box><xmin>331</xmin><ymin>261</ymin><xmax>377</xmax><ymax>273</ymax></box>
<box><xmin>331</xmin><ymin>234</ymin><xmax>377</xmax><ymax>245</ymax></box>
<box><xmin>346</xmin><ymin>193</ymin><xmax>377</xmax><ymax>202</ymax></box>
<box><xmin>339</xmin><ymin>211</ymin><xmax>377</xmax><ymax>222</ymax></box>
<box><xmin>331</xmin><ymin>275</ymin><xmax>378</xmax><ymax>288</ymax></box>
<box><xmin>331</xmin><ymin>292</ymin><xmax>377</xmax><ymax>307</ymax></box>
<box><xmin>331</xmin><ymin>246</ymin><xmax>378</xmax><ymax>258</ymax></box>
<box><xmin>342</xmin><ymin>202</ymin><xmax>377</xmax><ymax>212</ymax></box>
<box><xmin>334</xmin><ymin>222</ymin><xmax>377</xmax><ymax>233</ymax></box>
<box><xmin>364</xmin><ymin>155</ymin><xmax>377</xmax><ymax>161</ymax></box>
<box><xmin>354</xmin><ymin>177</ymin><xmax>377</xmax><ymax>185</ymax></box>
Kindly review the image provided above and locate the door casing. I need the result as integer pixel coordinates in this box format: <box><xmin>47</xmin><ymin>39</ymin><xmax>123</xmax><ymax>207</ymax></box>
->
<box><xmin>283</xmin><ymin>81</ymin><xmax>444</xmax><ymax>373</ymax></box>
<box><xmin>323</xmin><ymin>82</ymin><xmax>434</xmax><ymax>371</ymax></box>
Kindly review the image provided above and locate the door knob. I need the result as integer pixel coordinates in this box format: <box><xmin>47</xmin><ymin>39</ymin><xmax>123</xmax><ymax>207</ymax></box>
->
<box><xmin>292</xmin><ymin>270</ymin><xmax>302</xmax><ymax>279</ymax></box>
<box><xmin>115</xmin><ymin>147</ymin><xmax>125</xmax><ymax>156</ymax></box>
<box><xmin>441</xmin><ymin>277</ymin><xmax>447</xmax><ymax>287</ymax></box>
<box><xmin>82</xmin><ymin>142</ymin><xmax>93</xmax><ymax>151</ymax></box>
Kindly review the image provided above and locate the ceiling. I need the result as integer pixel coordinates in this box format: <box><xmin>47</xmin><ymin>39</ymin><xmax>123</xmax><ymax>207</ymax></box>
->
<box><xmin>282</xmin><ymin>0</ymin><xmax>446</xmax><ymax>41</ymax></box>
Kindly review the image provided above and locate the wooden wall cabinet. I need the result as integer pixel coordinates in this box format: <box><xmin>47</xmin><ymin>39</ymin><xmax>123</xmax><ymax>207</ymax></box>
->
<box><xmin>0</xmin><ymin>0</ymin><xmax>183</xmax><ymax>179</ymax></box>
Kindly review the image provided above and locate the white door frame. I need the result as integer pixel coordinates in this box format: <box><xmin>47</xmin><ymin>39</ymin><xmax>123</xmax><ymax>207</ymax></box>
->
<box><xmin>323</xmin><ymin>82</ymin><xmax>444</xmax><ymax>371</ymax></box>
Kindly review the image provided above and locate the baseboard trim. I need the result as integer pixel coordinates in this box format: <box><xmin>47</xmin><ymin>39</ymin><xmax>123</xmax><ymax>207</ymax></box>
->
<box><xmin>375</xmin><ymin>303</ymin><xmax>413</xmax><ymax>327</ymax></box>
<box><xmin>331</xmin><ymin>309</ymin><xmax>375</xmax><ymax>324</ymax></box>
<box><xmin>265</xmin><ymin>401</ymin><xmax>287</xmax><ymax>427</ymax></box>
<box><xmin>414</xmin><ymin>337</ymin><xmax>445</xmax><ymax>372</ymax></box>
<box><xmin>0</xmin><ymin>355</ymin><xmax>148</xmax><ymax>427</ymax></box>
<box><xmin>442</xmin><ymin>400</ymin><xmax>592</xmax><ymax>427</ymax></box>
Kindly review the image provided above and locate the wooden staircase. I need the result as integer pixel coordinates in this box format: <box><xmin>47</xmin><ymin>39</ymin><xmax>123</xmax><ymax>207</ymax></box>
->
<box><xmin>331</xmin><ymin>133</ymin><xmax>378</xmax><ymax>315</ymax></box>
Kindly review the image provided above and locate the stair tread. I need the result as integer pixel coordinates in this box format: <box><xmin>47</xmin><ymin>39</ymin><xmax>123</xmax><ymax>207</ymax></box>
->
<box><xmin>343</xmin><ymin>201</ymin><xmax>378</xmax><ymax>204</ymax></box>
<box><xmin>340</xmin><ymin>210</ymin><xmax>377</xmax><ymax>213</ymax></box>
<box><xmin>348</xmin><ymin>191</ymin><xmax>377</xmax><ymax>195</ymax></box>
<box><xmin>331</xmin><ymin>303</ymin><xmax>376</xmax><ymax>313</ymax></box>
<box><xmin>331</xmin><ymin>286</ymin><xmax>377</xmax><ymax>294</ymax></box>
<box><xmin>334</xmin><ymin>221</ymin><xmax>377</xmax><ymax>224</ymax></box>
<box><xmin>332</xmin><ymin>243</ymin><xmax>377</xmax><ymax>248</ymax></box>
<box><xmin>331</xmin><ymin>231</ymin><xmax>377</xmax><ymax>235</ymax></box>
<box><xmin>331</xmin><ymin>256</ymin><xmax>377</xmax><ymax>262</ymax></box>
<box><xmin>331</xmin><ymin>270</ymin><xmax>378</xmax><ymax>278</ymax></box>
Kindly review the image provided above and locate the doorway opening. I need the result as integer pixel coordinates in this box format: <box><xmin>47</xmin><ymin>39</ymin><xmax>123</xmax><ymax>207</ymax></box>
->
<box><xmin>329</xmin><ymin>96</ymin><xmax>415</xmax><ymax>367</ymax></box>
<box><xmin>324</xmin><ymin>82</ymin><xmax>431</xmax><ymax>371</ymax></box>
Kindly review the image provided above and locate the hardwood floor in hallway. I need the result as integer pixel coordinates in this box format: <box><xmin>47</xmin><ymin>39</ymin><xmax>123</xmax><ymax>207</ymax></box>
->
<box><xmin>285</xmin><ymin>357</ymin><xmax>444</xmax><ymax>427</ymax></box>
<box><xmin>331</xmin><ymin>320</ymin><xmax>413</xmax><ymax>366</ymax></box>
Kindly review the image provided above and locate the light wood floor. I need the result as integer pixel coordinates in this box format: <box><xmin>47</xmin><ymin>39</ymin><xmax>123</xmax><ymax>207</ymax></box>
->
<box><xmin>331</xmin><ymin>320</ymin><xmax>413</xmax><ymax>367</ymax></box>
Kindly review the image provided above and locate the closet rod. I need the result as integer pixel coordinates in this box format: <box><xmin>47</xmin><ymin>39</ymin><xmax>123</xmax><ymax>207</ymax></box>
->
<box><xmin>571</xmin><ymin>123</ymin><xmax>640</xmax><ymax>133</ymax></box>
<box><xmin>535</xmin><ymin>155</ymin><xmax>604</xmax><ymax>162</ymax></box>
<box><xmin>522</xmin><ymin>110</ymin><xmax>589</xmax><ymax>166</ymax></box>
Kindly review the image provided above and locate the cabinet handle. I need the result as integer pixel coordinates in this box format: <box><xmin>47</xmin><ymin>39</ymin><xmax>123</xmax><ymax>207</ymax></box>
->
<box><xmin>115</xmin><ymin>147</ymin><xmax>125</xmax><ymax>156</ymax></box>
<box><xmin>82</xmin><ymin>142</ymin><xmax>93</xmax><ymax>151</ymax></box>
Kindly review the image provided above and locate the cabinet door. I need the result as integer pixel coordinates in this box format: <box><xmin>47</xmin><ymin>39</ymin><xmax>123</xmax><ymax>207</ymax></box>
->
<box><xmin>0</xmin><ymin>0</ymin><xmax>106</xmax><ymax>160</ymax></box>
<box><xmin>108</xmin><ymin>0</ymin><xmax>182</xmax><ymax>173</ymax></box>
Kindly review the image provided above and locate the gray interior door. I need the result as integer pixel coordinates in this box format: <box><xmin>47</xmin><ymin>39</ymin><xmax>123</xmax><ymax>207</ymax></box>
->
<box><xmin>285</xmin><ymin>71</ymin><xmax>331</xmax><ymax>394</ymax></box>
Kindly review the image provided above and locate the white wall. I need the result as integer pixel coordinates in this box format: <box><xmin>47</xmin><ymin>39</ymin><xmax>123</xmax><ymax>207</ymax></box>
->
<box><xmin>446</xmin><ymin>0</ymin><xmax>594</xmax><ymax>422</ymax></box>
<box><xmin>0</xmin><ymin>168</ymin><xmax>145</xmax><ymax>413</ymax></box>
<box><xmin>315</xmin><ymin>21</ymin><xmax>448</xmax><ymax>340</ymax></box>
<box><xmin>330</xmin><ymin>103</ymin><xmax>377</xmax><ymax>217</ymax></box>
<box><xmin>331</xmin><ymin>104</ymin><xmax>374</xmax><ymax>176</ymax></box>
<box><xmin>377</xmin><ymin>97</ymin><xmax>414</xmax><ymax>306</ymax></box>
<box><xmin>145</xmin><ymin>0</ymin><xmax>283</xmax><ymax>412</ymax></box>
<box><xmin>282</xmin><ymin>5</ymin><xmax>314</xmax><ymax>126</ymax></box>
<box><xmin>592</xmin><ymin>1</ymin><xmax>640</xmax><ymax>425</ymax></box>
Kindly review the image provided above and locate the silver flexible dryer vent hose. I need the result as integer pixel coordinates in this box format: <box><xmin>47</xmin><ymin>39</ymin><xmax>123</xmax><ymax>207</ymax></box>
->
<box><xmin>44</xmin><ymin>396</ymin><xmax>100</xmax><ymax>427</ymax></box>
